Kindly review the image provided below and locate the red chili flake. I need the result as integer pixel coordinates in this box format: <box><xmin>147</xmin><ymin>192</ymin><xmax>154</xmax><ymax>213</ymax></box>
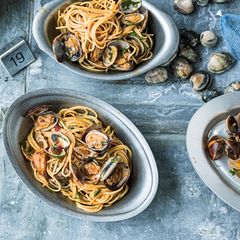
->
<box><xmin>55</xmin><ymin>124</ymin><xmax>61</xmax><ymax>132</ymax></box>
<box><xmin>57</xmin><ymin>146</ymin><xmax>63</xmax><ymax>154</ymax></box>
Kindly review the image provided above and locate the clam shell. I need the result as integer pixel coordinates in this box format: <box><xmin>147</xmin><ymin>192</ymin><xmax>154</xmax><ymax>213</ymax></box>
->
<box><xmin>190</xmin><ymin>71</ymin><xmax>211</xmax><ymax>92</ymax></box>
<box><xmin>200</xmin><ymin>30</ymin><xmax>218</xmax><ymax>48</ymax></box>
<box><xmin>207</xmin><ymin>52</ymin><xmax>234</xmax><ymax>74</ymax></box>
<box><xmin>180</xmin><ymin>29</ymin><xmax>199</xmax><ymax>47</ymax></box>
<box><xmin>201</xmin><ymin>90</ymin><xmax>220</xmax><ymax>102</ymax></box>
<box><xmin>178</xmin><ymin>44</ymin><xmax>199</xmax><ymax>63</ymax></box>
<box><xmin>173</xmin><ymin>0</ymin><xmax>194</xmax><ymax>15</ymax></box>
<box><xmin>52</xmin><ymin>33</ymin><xmax>82</xmax><ymax>62</ymax></box>
<box><xmin>103</xmin><ymin>46</ymin><xmax>118</xmax><ymax>67</ymax></box>
<box><xmin>121</xmin><ymin>13</ymin><xmax>144</xmax><ymax>25</ymax></box>
<box><xmin>145</xmin><ymin>67</ymin><xmax>168</xmax><ymax>84</ymax></box>
<box><xmin>120</xmin><ymin>0</ymin><xmax>142</xmax><ymax>13</ymax></box>
<box><xmin>194</xmin><ymin>0</ymin><xmax>209</xmax><ymax>6</ymax></box>
<box><xmin>172</xmin><ymin>57</ymin><xmax>193</xmax><ymax>79</ymax></box>
<box><xmin>224</xmin><ymin>81</ymin><xmax>240</xmax><ymax>94</ymax></box>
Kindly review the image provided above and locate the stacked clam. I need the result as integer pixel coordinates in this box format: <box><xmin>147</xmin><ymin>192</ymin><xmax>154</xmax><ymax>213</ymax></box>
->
<box><xmin>173</xmin><ymin>0</ymin><xmax>233</xmax><ymax>15</ymax></box>
<box><xmin>207</xmin><ymin>114</ymin><xmax>240</xmax><ymax>174</ymax></box>
<box><xmin>27</xmin><ymin>106</ymin><xmax>130</xmax><ymax>190</ymax></box>
<box><xmin>72</xmin><ymin>129</ymin><xmax>130</xmax><ymax>190</ymax></box>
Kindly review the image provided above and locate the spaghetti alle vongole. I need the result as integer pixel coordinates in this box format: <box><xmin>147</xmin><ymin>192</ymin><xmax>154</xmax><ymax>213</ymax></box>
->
<box><xmin>21</xmin><ymin>105</ymin><xmax>132</xmax><ymax>212</ymax></box>
<box><xmin>52</xmin><ymin>0</ymin><xmax>154</xmax><ymax>72</ymax></box>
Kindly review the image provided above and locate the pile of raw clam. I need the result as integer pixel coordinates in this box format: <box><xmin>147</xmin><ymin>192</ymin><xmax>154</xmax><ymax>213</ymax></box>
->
<box><xmin>207</xmin><ymin>113</ymin><xmax>240</xmax><ymax>176</ymax></box>
<box><xmin>145</xmin><ymin>0</ymin><xmax>237</xmax><ymax>103</ymax></box>
<box><xmin>145</xmin><ymin>28</ymin><xmax>235</xmax><ymax>102</ymax></box>
<box><xmin>173</xmin><ymin>0</ymin><xmax>233</xmax><ymax>15</ymax></box>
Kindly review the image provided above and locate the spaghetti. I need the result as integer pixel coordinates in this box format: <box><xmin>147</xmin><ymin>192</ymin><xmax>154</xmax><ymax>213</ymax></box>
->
<box><xmin>52</xmin><ymin>0</ymin><xmax>154</xmax><ymax>72</ymax></box>
<box><xmin>21</xmin><ymin>105</ymin><xmax>132</xmax><ymax>212</ymax></box>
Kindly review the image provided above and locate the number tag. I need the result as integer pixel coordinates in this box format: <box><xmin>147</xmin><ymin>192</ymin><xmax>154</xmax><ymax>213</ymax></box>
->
<box><xmin>0</xmin><ymin>38</ymin><xmax>35</xmax><ymax>77</ymax></box>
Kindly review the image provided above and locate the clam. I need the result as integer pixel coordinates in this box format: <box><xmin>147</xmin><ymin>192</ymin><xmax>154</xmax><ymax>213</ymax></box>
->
<box><xmin>77</xmin><ymin>160</ymin><xmax>101</xmax><ymax>183</ymax></box>
<box><xmin>121</xmin><ymin>13</ymin><xmax>144</xmax><ymax>25</ymax></box>
<box><xmin>51</xmin><ymin>132</ymin><xmax>70</xmax><ymax>149</ymax></box>
<box><xmin>104</xmin><ymin>162</ymin><xmax>130</xmax><ymax>190</ymax></box>
<box><xmin>113</xmin><ymin>61</ymin><xmax>134</xmax><ymax>71</ymax></box>
<box><xmin>85</xmin><ymin>130</ymin><xmax>110</xmax><ymax>152</ymax></box>
<box><xmin>72</xmin><ymin>157</ymin><xmax>101</xmax><ymax>184</ymax></box>
<box><xmin>89</xmin><ymin>47</ymin><xmax>104</xmax><ymax>62</ymax></box>
<box><xmin>225</xmin><ymin>115</ymin><xmax>240</xmax><ymax>135</ymax></box>
<box><xmin>201</xmin><ymin>90</ymin><xmax>220</xmax><ymax>102</ymax></box>
<box><xmin>178</xmin><ymin>44</ymin><xmax>199</xmax><ymax>63</ymax></box>
<box><xmin>225</xmin><ymin>137</ymin><xmax>240</xmax><ymax>160</ymax></box>
<box><xmin>74</xmin><ymin>145</ymin><xmax>97</xmax><ymax>160</ymax></box>
<box><xmin>194</xmin><ymin>0</ymin><xmax>209</xmax><ymax>6</ymax></box>
<box><xmin>108</xmin><ymin>40</ymin><xmax>130</xmax><ymax>50</ymax></box>
<box><xmin>45</xmin><ymin>132</ymin><xmax>70</xmax><ymax>158</ymax></box>
<box><xmin>173</xmin><ymin>0</ymin><xmax>195</xmax><ymax>15</ymax></box>
<box><xmin>26</xmin><ymin>105</ymin><xmax>49</xmax><ymax>118</ymax></box>
<box><xmin>52</xmin><ymin>33</ymin><xmax>82</xmax><ymax>62</ymax></box>
<box><xmin>172</xmin><ymin>57</ymin><xmax>193</xmax><ymax>79</ymax></box>
<box><xmin>200</xmin><ymin>30</ymin><xmax>218</xmax><ymax>48</ymax></box>
<box><xmin>99</xmin><ymin>156</ymin><xmax>120</xmax><ymax>181</ymax></box>
<box><xmin>224</xmin><ymin>81</ymin><xmax>240</xmax><ymax>94</ymax></box>
<box><xmin>103</xmin><ymin>46</ymin><xmax>118</xmax><ymax>67</ymax></box>
<box><xmin>207</xmin><ymin>52</ymin><xmax>234</xmax><ymax>74</ymax></box>
<box><xmin>145</xmin><ymin>67</ymin><xmax>168</xmax><ymax>84</ymax></box>
<box><xmin>190</xmin><ymin>71</ymin><xmax>211</xmax><ymax>92</ymax></box>
<box><xmin>35</xmin><ymin>111</ymin><xmax>58</xmax><ymax>131</ymax></box>
<box><xmin>207</xmin><ymin>135</ymin><xmax>225</xmax><ymax>160</ymax></box>
<box><xmin>120</xmin><ymin>0</ymin><xmax>142</xmax><ymax>13</ymax></box>
<box><xmin>180</xmin><ymin>29</ymin><xmax>200</xmax><ymax>47</ymax></box>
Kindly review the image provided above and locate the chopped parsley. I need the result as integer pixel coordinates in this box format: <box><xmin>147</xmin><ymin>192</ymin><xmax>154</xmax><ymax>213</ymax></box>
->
<box><xmin>120</xmin><ymin>48</ymin><xmax>126</xmax><ymax>55</ymax></box>
<box><xmin>94</xmin><ymin>189</ymin><xmax>101</xmax><ymax>197</ymax></box>
<box><xmin>229</xmin><ymin>169</ymin><xmax>236</xmax><ymax>176</ymax></box>
<box><xmin>129</xmin><ymin>31</ymin><xmax>144</xmax><ymax>40</ymax></box>
<box><xmin>111</xmin><ymin>156</ymin><xmax>119</xmax><ymax>163</ymax></box>
<box><xmin>121</xmin><ymin>0</ymin><xmax>141</xmax><ymax>11</ymax></box>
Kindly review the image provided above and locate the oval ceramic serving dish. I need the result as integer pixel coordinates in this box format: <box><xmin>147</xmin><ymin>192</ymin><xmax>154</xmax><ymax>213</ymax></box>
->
<box><xmin>32</xmin><ymin>0</ymin><xmax>179</xmax><ymax>80</ymax></box>
<box><xmin>186</xmin><ymin>92</ymin><xmax>240</xmax><ymax>212</ymax></box>
<box><xmin>3</xmin><ymin>89</ymin><xmax>158</xmax><ymax>222</ymax></box>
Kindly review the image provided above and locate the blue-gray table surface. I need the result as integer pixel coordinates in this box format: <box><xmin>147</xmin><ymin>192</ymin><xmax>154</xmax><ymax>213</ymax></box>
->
<box><xmin>1</xmin><ymin>1</ymin><xmax>240</xmax><ymax>239</ymax></box>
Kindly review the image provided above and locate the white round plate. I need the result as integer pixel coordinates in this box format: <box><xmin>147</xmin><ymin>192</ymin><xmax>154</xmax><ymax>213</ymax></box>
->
<box><xmin>186</xmin><ymin>92</ymin><xmax>240</xmax><ymax>212</ymax></box>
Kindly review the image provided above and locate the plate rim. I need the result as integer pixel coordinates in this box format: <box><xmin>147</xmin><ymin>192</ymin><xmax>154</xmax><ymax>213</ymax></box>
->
<box><xmin>186</xmin><ymin>91</ymin><xmax>240</xmax><ymax>212</ymax></box>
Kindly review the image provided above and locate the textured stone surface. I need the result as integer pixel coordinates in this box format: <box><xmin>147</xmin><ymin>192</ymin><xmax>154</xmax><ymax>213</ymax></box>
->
<box><xmin>1</xmin><ymin>0</ymin><xmax>240</xmax><ymax>239</ymax></box>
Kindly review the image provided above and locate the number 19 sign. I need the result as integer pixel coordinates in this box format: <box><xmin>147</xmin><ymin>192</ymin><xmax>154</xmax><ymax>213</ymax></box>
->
<box><xmin>0</xmin><ymin>38</ymin><xmax>35</xmax><ymax>77</ymax></box>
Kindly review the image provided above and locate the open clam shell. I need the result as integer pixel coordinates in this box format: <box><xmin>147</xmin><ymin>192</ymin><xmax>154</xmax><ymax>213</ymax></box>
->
<box><xmin>52</xmin><ymin>33</ymin><xmax>82</xmax><ymax>62</ymax></box>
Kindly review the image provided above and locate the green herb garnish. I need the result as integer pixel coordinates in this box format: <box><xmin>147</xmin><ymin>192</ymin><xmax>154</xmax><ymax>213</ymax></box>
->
<box><xmin>120</xmin><ymin>48</ymin><xmax>126</xmax><ymax>55</ymax></box>
<box><xmin>121</xmin><ymin>0</ymin><xmax>140</xmax><ymax>11</ymax></box>
<box><xmin>94</xmin><ymin>189</ymin><xmax>101</xmax><ymax>197</ymax></box>
<box><xmin>111</xmin><ymin>156</ymin><xmax>119</xmax><ymax>163</ymax></box>
<box><xmin>229</xmin><ymin>169</ymin><xmax>236</xmax><ymax>176</ymax></box>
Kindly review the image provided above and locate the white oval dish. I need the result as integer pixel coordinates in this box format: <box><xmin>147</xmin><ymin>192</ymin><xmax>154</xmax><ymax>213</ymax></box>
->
<box><xmin>3</xmin><ymin>89</ymin><xmax>158</xmax><ymax>222</ymax></box>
